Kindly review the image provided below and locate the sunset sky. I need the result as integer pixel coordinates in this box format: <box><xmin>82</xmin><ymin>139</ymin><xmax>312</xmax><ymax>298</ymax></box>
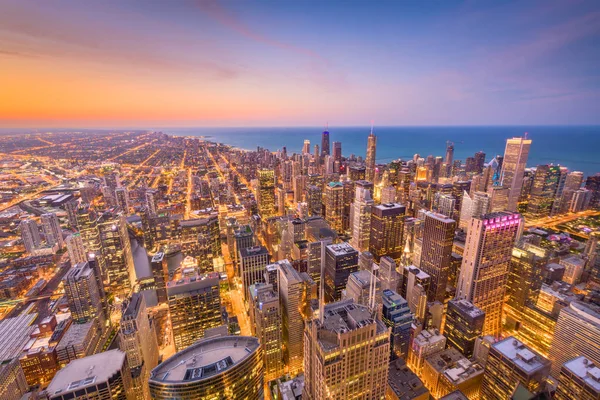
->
<box><xmin>0</xmin><ymin>0</ymin><xmax>599</xmax><ymax>128</ymax></box>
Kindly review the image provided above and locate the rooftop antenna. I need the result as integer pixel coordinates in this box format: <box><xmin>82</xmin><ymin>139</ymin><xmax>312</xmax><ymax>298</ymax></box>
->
<box><xmin>524</xmin><ymin>132</ymin><xmax>529</xmax><ymax>139</ymax></box>
<box><xmin>325</xmin><ymin>122</ymin><xmax>329</xmax><ymax>131</ymax></box>
<box><xmin>370</xmin><ymin>120</ymin><xmax>374</xmax><ymax>135</ymax></box>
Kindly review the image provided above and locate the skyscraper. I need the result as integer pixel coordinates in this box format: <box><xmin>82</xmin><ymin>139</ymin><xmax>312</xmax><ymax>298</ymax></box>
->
<box><xmin>305</xmin><ymin>184</ymin><xmax>322</xmax><ymax>217</ymax></box>
<box><xmin>332</xmin><ymin>141</ymin><xmax>342</xmax><ymax>164</ymax></box>
<box><xmin>257</xmin><ymin>168</ymin><xmax>276</xmax><ymax>218</ymax></box>
<box><xmin>444</xmin><ymin>299</ymin><xmax>485</xmax><ymax>358</ymax></box>
<box><xmin>65</xmin><ymin>233</ymin><xmax>87</xmax><ymax>264</ymax></box>
<box><xmin>480</xmin><ymin>337</ymin><xmax>550</xmax><ymax>399</ymax></box>
<box><xmin>457</xmin><ymin>211</ymin><xmax>521</xmax><ymax>336</ymax></box>
<box><xmin>321</xmin><ymin>129</ymin><xmax>330</xmax><ymax>157</ymax></box>
<box><xmin>167</xmin><ymin>273</ymin><xmax>222</xmax><ymax>351</ymax></box>
<box><xmin>118</xmin><ymin>293</ymin><xmax>159</xmax><ymax>400</ymax></box>
<box><xmin>366</xmin><ymin>130</ymin><xmax>377</xmax><ymax>182</ymax></box>
<box><xmin>382</xmin><ymin>289</ymin><xmax>413</xmax><ymax>360</ymax></box>
<box><xmin>303</xmin><ymin>139</ymin><xmax>311</xmax><ymax>155</ymax></box>
<box><xmin>114</xmin><ymin>187</ymin><xmax>129</xmax><ymax>214</ymax></box>
<box><xmin>149</xmin><ymin>336</ymin><xmax>264</xmax><ymax>400</ymax></box>
<box><xmin>419</xmin><ymin>211</ymin><xmax>456</xmax><ymax>303</ymax></box>
<box><xmin>97</xmin><ymin>213</ymin><xmax>135</xmax><ymax>300</ymax></box>
<box><xmin>555</xmin><ymin>356</ymin><xmax>600</xmax><ymax>400</ymax></box>
<box><xmin>349</xmin><ymin>186</ymin><xmax>374</xmax><ymax>252</ymax></box>
<box><xmin>445</xmin><ymin>141</ymin><xmax>454</xmax><ymax>177</ymax></box>
<box><xmin>62</xmin><ymin>261</ymin><xmax>106</xmax><ymax>325</ymax></box>
<box><xmin>549</xmin><ymin>301</ymin><xmax>600</xmax><ymax>378</ymax></box>
<box><xmin>324</xmin><ymin>242</ymin><xmax>359</xmax><ymax>303</ymax></box>
<box><xmin>41</xmin><ymin>212</ymin><xmax>63</xmax><ymax>248</ymax></box>
<box><xmin>150</xmin><ymin>252</ymin><xmax>169</xmax><ymax>303</ymax></box>
<box><xmin>526</xmin><ymin>164</ymin><xmax>561</xmax><ymax>218</ymax></box>
<box><xmin>324</xmin><ymin>182</ymin><xmax>344</xmax><ymax>232</ymax></box>
<box><xmin>20</xmin><ymin>219</ymin><xmax>41</xmax><ymax>253</ymax></box>
<box><xmin>369</xmin><ymin>203</ymin><xmax>405</xmax><ymax>263</ymax></box>
<box><xmin>239</xmin><ymin>246</ymin><xmax>270</xmax><ymax>300</ymax></box>
<box><xmin>379</xmin><ymin>255</ymin><xmax>399</xmax><ymax>292</ymax></box>
<box><xmin>459</xmin><ymin>191</ymin><xmax>490</xmax><ymax>231</ymax></box>
<box><xmin>303</xmin><ymin>299</ymin><xmax>390</xmax><ymax>399</ymax></box>
<box><xmin>500</xmin><ymin>136</ymin><xmax>532</xmax><ymax>212</ymax></box>
<box><xmin>248</xmin><ymin>283</ymin><xmax>283</xmax><ymax>382</ymax></box>
<box><xmin>145</xmin><ymin>188</ymin><xmax>158</xmax><ymax>216</ymax></box>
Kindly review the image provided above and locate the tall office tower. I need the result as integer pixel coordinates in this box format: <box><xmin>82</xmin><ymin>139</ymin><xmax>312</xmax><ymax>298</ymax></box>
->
<box><xmin>321</xmin><ymin>129</ymin><xmax>330</xmax><ymax>157</ymax></box>
<box><xmin>349</xmin><ymin>186</ymin><xmax>374</xmax><ymax>252</ymax></box>
<box><xmin>436</xmin><ymin>194</ymin><xmax>456</xmax><ymax>219</ymax></box>
<box><xmin>20</xmin><ymin>219</ymin><xmax>41</xmax><ymax>253</ymax></box>
<box><xmin>555</xmin><ymin>356</ymin><xmax>600</xmax><ymax>400</ymax></box>
<box><xmin>293</xmin><ymin>175</ymin><xmax>307</xmax><ymax>203</ymax></box>
<box><xmin>526</xmin><ymin>165</ymin><xmax>561</xmax><ymax>218</ymax></box>
<box><xmin>248</xmin><ymin>283</ymin><xmax>283</xmax><ymax>382</ymax></box>
<box><xmin>474</xmin><ymin>151</ymin><xmax>486</xmax><ymax>174</ymax></box>
<box><xmin>119</xmin><ymin>293</ymin><xmax>159</xmax><ymax>400</ymax></box>
<box><xmin>41</xmin><ymin>212</ymin><xmax>63</xmax><ymax>248</ymax></box>
<box><xmin>303</xmin><ymin>139</ymin><xmax>311</xmax><ymax>155</ymax></box>
<box><xmin>444</xmin><ymin>299</ymin><xmax>485</xmax><ymax>358</ymax></box>
<box><xmin>66</xmin><ymin>233</ymin><xmax>87</xmax><ymax>265</ymax></box>
<box><xmin>63</xmin><ymin>261</ymin><xmax>106</xmax><ymax>324</ymax></box>
<box><xmin>382</xmin><ymin>289</ymin><xmax>413</xmax><ymax>360</ymax></box>
<box><xmin>379</xmin><ymin>256</ymin><xmax>399</xmax><ymax>292</ymax></box>
<box><xmin>585</xmin><ymin>173</ymin><xmax>600</xmax><ymax>209</ymax></box>
<box><xmin>381</xmin><ymin>186</ymin><xmax>396</xmax><ymax>204</ymax></box>
<box><xmin>234</xmin><ymin>224</ymin><xmax>255</xmax><ymax>275</ymax></box>
<box><xmin>44</xmin><ymin>350</ymin><xmax>133</xmax><ymax>400</ymax></box>
<box><xmin>345</xmin><ymin>269</ymin><xmax>381</xmax><ymax>308</ymax></box>
<box><xmin>408</xmin><ymin>329</ymin><xmax>447</xmax><ymax>377</ymax></box>
<box><xmin>150</xmin><ymin>252</ymin><xmax>169</xmax><ymax>303</ymax></box>
<box><xmin>569</xmin><ymin>189</ymin><xmax>593</xmax><ymax>212</ymax></box>
<box><xmin>358</xmin><ymin>250</ymin><xmax>374</xmax><ymax>271</ymax></box>
<box><xmin>305</xmin><ymin>185</ymin><xmax>322</xmax><ymax>217</ymax></box>
<box><xmin>275</xmin><ymin>260</ymin><xmax>311</xmax><ymax>376</ymax></box>
<box><xmin>145</xmin><ymin>189</ymin><xmax>159</xmax><ymax>216</ymax></box>
<box><xmin>332</xmin><ymin>141</ymin><xmax>342</xmax><ymax>163</ymax></box>
<box><xmin>64</xmin><ymin>199</ymin><xmax>79</xmax><ymax>228</ymax></box>
<box><xmin>402</xmin><ymin>265</ymin><xmax>431</xmax><ymax>319</ymax></box>
<box><xmin>500</xmin><ymin>136</ymin><xmax>532</xmax><ymax>212</ymax></box>
<box><xmin>445</xmin><ymin>141</ymin><xmax>454</xmax><ymax>177</ymax></box>
<box><xmin>167</xmin><ymin>273</ymin><xmax>222</xmax><ymax>352</ymax></box>
<box><xmin>489</xmin><ymin>186</ymin><xmax>510</xmax><ymax>212</ymax></box>
<box><xmin>365</xmin><ymin>130</ymin><xmax>377</xmax><ymax>182</ymax></box>
<box><xmin>240</xmin><ymin>245</ymin><xmax>270</xmax><ymax>300</ymax></box>
<box><xmin>281</xmin><ymin>160</ymin><xmax>293</xmax><ymax>190</ymax></box>
<box><xmin>104</xmin><ymin>172</ymin><xmax>120</xmax><ymax>190</ymax></box>
<box><xmin>257</xmin><ymin>168</ymin><xmax>276</xmax><ymax>218</ymax></box>
<box><xmin>549</xmin><ymin>301</ymin><xmax>600</xmax><ymax>378</ymax></box>
<box><xmin>76</xmin><ymin>205</ymin><xmax>103</xmax><ymax>270</ymax></box>
<box><xmin>457</xmin><ymin>212</ymin><xmax>521</xmax><ymax>336</ymax></box>
<box><xmin>303</xmin><ymin>299</ymin><xmax>390</xmax><ymax>399</ymax></box>
<box><xmin>114</xmin><ymin>187</ymin><xmax>129</xmax><ymax>214</ymax></box>
<box><xmin>314</xmin><ymin>144</ymin><xmax>320</xmax><ymax>166</ymax></box>
<box><xmin>419</xmin><ymin>212</ymin><xmax>455</xmax><ymax>303</ymax></box>
<box><xmin>324</xmin><ymin>243</ymin><xmax>359</xmax><ymax>303</ymax></box>
<box><xmin>98</xmin><ymin>213</ymin><xmax>135</xmax><ymax>300</ymax></box>
<box><xmin>369</xmin><ymin>203</ymin><xmax>405</xmax><ymax>262</ymax></box>
<box><xmin>324</xmin><ymin>182</ymin><xmax>344</xmax><ymax>232</ymax></box>
<box><xmin>481</xmin><ymin>337</ymin><xmax>551</xmax><ymax>399</ymax></box>
<box><xmin>459</xmin><ymin>191</ymin><xmax>490</xmax><ymax>230</ymax></box>
<box><xmin>559</xmin><ymin>171</ymin><xmax>584</xmax><ymax>213</ymax></box>
<box><xmin>181</xmin><ymin>216</ymin><xmax>221</xmax><ymax>273</ymax></box>
<box><xmin>149</xmin><ymin>336</ymin><xmax>264</xmax><ymax>400</ymax></box>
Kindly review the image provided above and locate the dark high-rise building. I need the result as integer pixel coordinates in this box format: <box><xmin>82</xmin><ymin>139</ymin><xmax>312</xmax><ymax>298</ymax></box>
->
<box><xmin>324</xmin><ymin>242</ymin><xmax>358</xmax><ymax>303</ymax></box>
<box><xmin>151</xmin><ymin>252</ymin><xmax>169</xmax><ymax>303</ymax></box>
<box><xmin>474</xmin><ymin>151</ymin><xmax>486</xmax><ymax>174</ymax></box>
<box><xmin>305</xmin><ymin>185</ymin><xmax>322</xmax><ymax>217</ymax></box>
<box><xmin>585</xmin><ymin>173</ymin><xmax>600</xmax><ymax>209</ymax></box>
<box><xmin>332</xmin><ymin>141</ymin><xmax>342</xmax><ymax>163</ymax></box>
<box><xmin>445</xmin><ymin>141</ymin><xmax>454</xmax><ymax>177</ymax></box>
<box><xmin>62</xmin><ymin>261</ymin><xmax>106</xmax><ymax>325</ymax></box>
<box><xmin>369</xmin><ymin>203</ymin><xmax>405</xmax><ymax>263</ymax></box>
<box><xmin>419</xmin><ymin>212</ymin><xmax>455</xmax><ymax>303</ymax></box>
<box><xmin>381</xmin><ymin>289</ymin><xmax>413</xmax><ymax>360</ymax></box>
<box><xmin>321</xmin><ymin>129</ymin><xmax>330</xmax><ymax>157</ymax></box>
<box><xmin>444</xmin><ymin>299</ymin><xmax>485</xmax><ymax>358</ymax></box>
<box><xmin>526</xmin><ymin>164</ymin><xmax>561</xmax><ymax>218</ymax></box>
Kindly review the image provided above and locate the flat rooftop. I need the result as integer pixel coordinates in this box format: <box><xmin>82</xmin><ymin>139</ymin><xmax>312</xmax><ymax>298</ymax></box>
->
<box><xmin>150</xmin><ymin>336</ymin><xmax>260</xmax><ymax>383</ymax></box>
<box><xmin>0</xmin><ymin>313</ymin><xmax>37</xmax><ymax>362</ymax></box>
<box><xmin>449</xmin><ymin>299</ymin><xmax>485</xmax><ymax>319</ymax></box>
<box><xmin>387</xmin><ymin>358</ymin><xmax>429</xmax><ymax>400</ymax></box>
<box><xmin>492</xmin><ymin>337</ymin><xmax>550</xmax><ymax>374</ymax></box>
<box><xmin>562</xmin><ymin>356</ymin><xmax>600</xmax><ymax>393</ymax></box>
<box><xmin>46</xmin><ymin>349</ymin><xmax>126</xmax><ymax>396</ymax></box>
<box><xmin>326</xmin><ymin>242</ymin><xmax>358</xmax><ymax>257</ymax></box>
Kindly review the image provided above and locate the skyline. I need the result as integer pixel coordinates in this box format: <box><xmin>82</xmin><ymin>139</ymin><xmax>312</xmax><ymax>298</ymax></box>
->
<box><xmin>1</xmin><ymin>0</ymin><xmax>599</xmax><ymax>128</ymax></box>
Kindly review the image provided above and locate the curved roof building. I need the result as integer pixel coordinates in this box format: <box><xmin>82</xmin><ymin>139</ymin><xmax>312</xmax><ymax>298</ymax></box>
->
<box><xmin>148</xmin><ymin>336</ymin><xmax>263</xmax><ymax>400</ymax></box>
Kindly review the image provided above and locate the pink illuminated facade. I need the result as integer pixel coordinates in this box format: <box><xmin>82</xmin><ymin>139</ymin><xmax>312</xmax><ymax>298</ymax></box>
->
<box><xmin>457</xmin><ymin>212</ymin><xmax>522</xmax><ymax>336</ymax></box>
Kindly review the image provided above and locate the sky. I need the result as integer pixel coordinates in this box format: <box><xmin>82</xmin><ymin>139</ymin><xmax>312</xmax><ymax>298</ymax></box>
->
<box><xmin>0</xmin><ymin>0</ymin><xmax>599</xmax><ymax>128</ymax></box>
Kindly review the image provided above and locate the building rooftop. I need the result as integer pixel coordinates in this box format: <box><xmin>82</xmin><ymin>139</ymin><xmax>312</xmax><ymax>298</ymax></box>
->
<box><xmin>57</xmin><ymin>320</ymin><xmax>95</xmax><ymax>350</ymax></box>
<box><xmin>567</xmin><ymin>301</ymin><xmax>600</xmax><ymax>327</ymax></box>
<box><xmin>150</xmin><ymin>336</ymin><xmax>260</xmax><ymax>383</ymax></box>
<box><xmin>560</xmin><ymin>255</ymin><xmax>585</xmax><ymax>267</ymax></box>
<box><xmin>562</xmin><ymin>356</ymin><xmax>600</xmax><ymax>392</ymax></box>
<box><xmin>326</xmin><ymin>242</ymin><xmax>358</xmax><ymax>257</ymax></box>
<box><xmin>239</xmin><ymin>245</ymin><xmax>269</xmax><ymax>258</ymax></box>
<box><xmin>0</xmin><ymin>313</ymin><xmax>37</xmax><ymax>362</ymax></box>
<box><xmin>449</xmin><ymin>299</ymin><xmax>485</xmax><ymax>319</ymax></box>
<box><xmin>382</xmin><ymin>289</ymin><xmax>408</xmax><ymax>307</ymax></box>
<box><xmin>122</xmin><ymin>292</ymin><xmax>143</xmax><ymax>319</ymax></box>
<box><xmin>425</xmin><ymin>348</ymin><xmax>466</xmax><ymax>373</ymax></box>
<box><xmin>46</xmin><ymin>349</ymin><xmax>127</xmax><ymax>396</ymax></box>
<box><xmin>278</xmin><ymin>374</ymin><xmax>305</xmax><ymax>400</ymax></box>
<box><xmin>440</xmin><ymin>390</ymin><xmax>469</xmax><ymax>400</ymax></box>
<box><xmin>492</xmin><ymin>337</ymin><xmax>550</xmax><ymax>374</ymax></box>
<box><xmin>387</xmin><ymin>358</ymin><xmax>429</xmax><ymax>400</ymax></box>
<box><xmin>151</xmin><ymin>252</ymin><xmax>165</xmax><ymax>263</ymax></box>
<box><xmin>413</xmin><ymin>329</ymin><xmax>445</xmax><ymax>348</ymax></box>
<box><xmin>167</xmin><ymin>273</ymin><xmax>220</xmax><ymax>296</ymax></box>
<box><xmin>349</xmin><ymin>269</ymin><xmax>380</xmax><ymax>288</ymax></box>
